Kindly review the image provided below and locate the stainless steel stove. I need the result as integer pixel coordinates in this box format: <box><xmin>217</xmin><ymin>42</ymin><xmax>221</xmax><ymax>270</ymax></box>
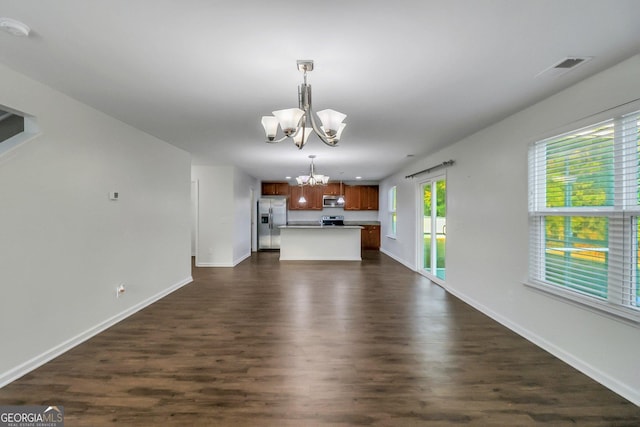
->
<box><xmin>321</xmin><ymin>215</ymin><xmax>344</xmax><ymax>226</ymax></box>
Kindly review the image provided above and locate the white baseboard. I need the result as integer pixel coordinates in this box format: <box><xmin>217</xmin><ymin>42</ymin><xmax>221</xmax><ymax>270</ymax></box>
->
<box><xmin>443</xmin><ymin>285</ymin><xmax>640</xmax><ymax>407</ymax></box>
<box><xmin>197</xmin><ymin>252</ymin><xmax>252</xmax><ymax>267</ymax></box>
<box><xmin>0</xmin><ymin>275</ymin><xmax>193</xmax><ymax>389</ymax></box>
<box><xmin>233</xmin><ymin>252</ymin><xmax>251</xmax><ymax>266</ymax></box>
<box><xmin>196</xmin><ymin>262</ymin><xmax>234</xmax><ymax>267</ymax></box>
<box><xmin>379</xmin><ymin>248</ymin><xmax>416</xmax><ymax>271</ymax></box>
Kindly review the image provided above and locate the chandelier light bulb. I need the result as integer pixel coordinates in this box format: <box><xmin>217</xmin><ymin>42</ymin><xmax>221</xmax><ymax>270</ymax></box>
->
<box><xmin>332</xmin><ymin>123</ymin><xmax>347</xmax><ymax>142</ymax></box>
<box><xmin>292</xmin><ymin>126</ymin><xmax>312</xmax><ymax>149</ymax></box>
<box><xmin>261</xmin><ymin>116</ymin><xmax>279</xmax><ymax>141</ymax></box>
<box><xmin>273</xmin><ymin>108</ymin><xmax>304</xmax><ymax>136</ymax></box>
<box><xmin>316</xmin><ymin>109</ymin><xmax>347</xmax><ymax>136</ymax></box>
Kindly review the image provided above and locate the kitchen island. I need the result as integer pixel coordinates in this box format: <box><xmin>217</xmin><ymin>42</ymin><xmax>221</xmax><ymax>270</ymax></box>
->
<box><xmin>279</xmin><ymin>225</ymin><xmax>363</xmax><ymax>261</ymax></box>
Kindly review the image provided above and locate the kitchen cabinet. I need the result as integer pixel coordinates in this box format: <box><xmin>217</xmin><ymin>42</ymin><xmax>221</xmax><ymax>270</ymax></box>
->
<box><xmin>308</xmin><ymin>186</ymin><xmax>324</xmax><ymax>209</ymax></box>
<box><xmin>288</xmin><ymin>186</ymin><xmax>304</xmax><ymax>210</ymax></box>
<box><xmin>344</xmin><ymin>185</ymin><xmax>379</xmax><ymax>210</ymax></box>
<box><xmin>261</xmin><ymin>182</ymin><xmax>289</xmax><ymax>196</ymax></box>
<box><xmin>344</xmin><ymin>185</ymin><xmax>361</xmax><ymax>210</ymax></box>
<box><xmin>289</xmin><ymin>185</ymin><xmax>322</xmax><ymax>210</ymax></box>
<box><xmin>288</xmin><ymin>184</ymin><xmax>377</xmax><ymax>211</ymax></box>
<box><xmin>361</xmin><ymin>225</ymin><xmax>380</xmax><ymax>250</ymax></box>
<box><xmin>323</xmin><ymin>183</ymin><xmax>343</xmax><ymax>196</ymax></box>
<box><xmin>361</xmin><ymin>186</ymin><xmax>379</xmax><ymax>210</ymax></box>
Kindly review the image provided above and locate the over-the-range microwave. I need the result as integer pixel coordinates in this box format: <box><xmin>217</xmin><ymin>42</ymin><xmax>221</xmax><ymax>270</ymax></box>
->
<box><xmin>322</xmin><ymin>195</ymin><xmax>345</xmax><ymax>208</ymax></box>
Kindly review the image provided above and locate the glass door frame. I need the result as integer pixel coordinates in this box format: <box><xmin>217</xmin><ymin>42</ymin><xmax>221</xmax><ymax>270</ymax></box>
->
<box><xmin>416</xmin><ymin>173</ymin><xmax>447</xmax><ymax>285</ymax></box>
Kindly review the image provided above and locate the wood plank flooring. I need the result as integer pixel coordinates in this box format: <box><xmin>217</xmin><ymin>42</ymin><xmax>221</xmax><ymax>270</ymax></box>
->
<box><xmin>1</xmin><ymin>251</ymin><xmax>639</xmax><ymax>426</ymax></box>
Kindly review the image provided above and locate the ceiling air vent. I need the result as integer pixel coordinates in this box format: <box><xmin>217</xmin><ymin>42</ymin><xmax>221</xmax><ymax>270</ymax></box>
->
<box><xmin>0</xmin><ymin>106</ymin><xmax>39</xmax><ymax>158</ymax></box>
<box><xmin>554</xmin><ymin>57</ymin><xmax>586</xmax><ymax>69</ymax></box>
<box><xmin>536</xmin><ymin>56</ymin><xmax>593</xmax><ymax>78</ymax></box>
<box><xmin>0</xmin><ymin>109</ymin><xmax>24</xmax><ymax>144</ymax></box>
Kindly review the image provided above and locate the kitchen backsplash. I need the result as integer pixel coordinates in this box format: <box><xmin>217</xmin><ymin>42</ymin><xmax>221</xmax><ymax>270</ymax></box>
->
<box><xmin>288</xmin><ymin>208</ymin><xmax>379</xmax><ymax>223</ymax></box>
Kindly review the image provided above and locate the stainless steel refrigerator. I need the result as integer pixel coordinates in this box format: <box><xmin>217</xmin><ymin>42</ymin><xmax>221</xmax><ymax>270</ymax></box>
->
<box><xmin>258</xmin><ymin>197</ymin><xmax>287</xmax><ymax>250</ymax></box>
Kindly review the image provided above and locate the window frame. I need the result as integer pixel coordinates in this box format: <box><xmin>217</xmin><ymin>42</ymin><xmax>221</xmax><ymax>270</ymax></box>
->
<box><xmin>527</xmin><ymin>110</ymin><xmax>640</xmax><ymax>325</ymax></box>
<box><xmin>387</xmin><ymin>186</ymin><xmax>397</xmax><ymax>239</ymax></box>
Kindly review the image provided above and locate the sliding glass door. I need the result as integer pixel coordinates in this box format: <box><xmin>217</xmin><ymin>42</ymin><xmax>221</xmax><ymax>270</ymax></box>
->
<box><xmin>419</xmin><ymin>177</ymin><xmax>446</xmax><ymax>281</ymax></box>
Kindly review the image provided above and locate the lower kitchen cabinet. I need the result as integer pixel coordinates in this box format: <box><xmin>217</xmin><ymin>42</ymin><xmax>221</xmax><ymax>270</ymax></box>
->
<box><xmin>361</xmin><ymin>225</ymin><xmax>380</xmax><ymax>250</ymax></box>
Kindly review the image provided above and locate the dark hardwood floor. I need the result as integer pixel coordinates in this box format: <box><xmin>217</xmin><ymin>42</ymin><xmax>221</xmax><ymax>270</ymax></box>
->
<box><xmin>1</xmin><ymin>251</ymin><xmax>639</xmax><ymax>426</ymax></box>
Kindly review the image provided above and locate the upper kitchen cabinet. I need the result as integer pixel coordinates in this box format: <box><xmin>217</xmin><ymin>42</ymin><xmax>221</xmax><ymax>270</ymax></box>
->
<box><xmin>288</xmin><ymin>186</ymin><xmax>304</xmax><ymax>210</ymax></box>
<box><xmin>344</xmin><ymin>185</ymin><xmax>361</xmax><ymax>210</ymax></box>
<box><xmin>261</xmin><ymin>182</ymin><xmax>289</xmax><ymax>196</ymax></box>
<box><xmin>344</xmin><ymin>185</ymin><xmax>378</xmax><ymax>210</ymax></box>
<box><xmin>289</xmin><ymin>185</ymin><xmax>323</xmax><ymax>210</ymax></box>
<box><xmin>323</xmin><ymin>183</ymin><xmax>342</xmax><ymax>196</ymax></box>
<box><xmin>361</xmin><ymin>185</ymin><xmax>379</xmax><ymax>210</ymax></box>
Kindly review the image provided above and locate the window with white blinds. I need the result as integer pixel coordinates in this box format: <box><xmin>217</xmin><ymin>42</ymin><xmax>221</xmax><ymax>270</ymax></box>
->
<box><xmin>528</xmin><ymin>110</ymin><xmax>640</xmax><ymax>322</ymax></box>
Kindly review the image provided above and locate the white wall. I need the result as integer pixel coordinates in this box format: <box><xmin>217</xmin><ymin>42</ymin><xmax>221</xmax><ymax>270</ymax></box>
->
<box><xmin>233</xmin><ymin>167</ymin><xmax>256</xmax><ymax>263</ymax></box>
<box><xmin>0</xmin><ymin>64</ymin><xmax>192</xmax><ymax>386</ymax></box>
<box><xmin>191</xmin><ymin>165</ymin><xmax>257</xmax><ymax>267</ymax></box>
<box><xmin>380</xmin><ymin>54</ymin><xmax>640</xmax><ymax>405</ymax></box>
<box><xmin>192</xmin><ymin>165</ymin><xmax>234</xmax><ymax>266</ymax></box>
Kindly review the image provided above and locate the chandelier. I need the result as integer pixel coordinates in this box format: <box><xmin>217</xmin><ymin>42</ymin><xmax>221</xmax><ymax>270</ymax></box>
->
<box><xmin>261</xmin><ymin>60</ymin><xmax>347</xmax><ymax>149</ymax></box>
<box><xmin>296</xmin><ymin>155</ymin><xmax>329</xmax><ymax>186</ymax></box>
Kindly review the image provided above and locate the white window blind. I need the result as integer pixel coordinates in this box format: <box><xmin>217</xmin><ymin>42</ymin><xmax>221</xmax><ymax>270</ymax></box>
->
<box><xmin>528</xmin><ymin>110</ymin><xmax>640</xmax><ymax>322</ymax></box>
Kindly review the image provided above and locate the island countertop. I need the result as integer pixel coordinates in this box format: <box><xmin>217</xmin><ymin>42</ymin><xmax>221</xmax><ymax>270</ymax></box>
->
<box><xmin>279</xmin><ymin>225</ymin><xmax>363</xmax><ymax>229</ymax></box>
<box><xmin>279</xmin><ymin>225</ymin><xmax>362</xmax><ymax>261</ymax></box>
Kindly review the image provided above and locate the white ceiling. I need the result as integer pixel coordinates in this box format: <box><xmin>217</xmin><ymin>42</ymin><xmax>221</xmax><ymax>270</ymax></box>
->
<box><xmin>1</xmin><ymin>0</ymin><xmax>640</xmax><ymax>181</ymax></box>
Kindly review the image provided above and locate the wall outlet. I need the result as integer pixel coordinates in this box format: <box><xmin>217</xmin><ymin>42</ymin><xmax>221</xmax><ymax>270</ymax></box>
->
<box><xmin>116</xmin><ymin>284</ymin><xmax>125</xmax><ymax>298</ymax></box>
